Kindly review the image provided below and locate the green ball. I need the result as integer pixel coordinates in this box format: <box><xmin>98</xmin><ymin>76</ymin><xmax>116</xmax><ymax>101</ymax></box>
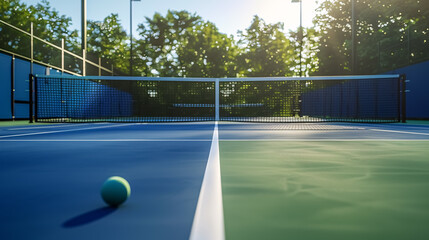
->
<box><xmin>101</xmin><ymin>176</ymin><xmax>131</xmax><ymax>207</ymax></box>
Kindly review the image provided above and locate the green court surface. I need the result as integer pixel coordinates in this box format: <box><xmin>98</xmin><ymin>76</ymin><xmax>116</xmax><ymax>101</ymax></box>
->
<box><xmin>220</xmin><ymin>141</ymin><xmax>429</xmax><ymax>240</ymax></box>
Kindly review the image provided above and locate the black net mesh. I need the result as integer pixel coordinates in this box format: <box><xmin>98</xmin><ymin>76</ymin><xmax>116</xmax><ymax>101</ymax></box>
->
<box><xmin>34</xmin><ymin>75</ymin><xmax>402</xmax><ymax>123</ymax></box>
<box><xmin>219</xmin><ymin>77</ymin><xmax>400</xmax><ymax>122</ymax></box>
<box><xmin>35</xmin><ymin>76</ymin><xmax>215</xmax><ymax>122</ymax></box>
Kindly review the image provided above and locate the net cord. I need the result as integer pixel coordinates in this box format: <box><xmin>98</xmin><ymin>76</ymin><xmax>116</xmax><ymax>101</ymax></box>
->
<box><xmin>33</xmin><ymin>74</ymin><xmax>401</xmax><ymax>82</ymax></box>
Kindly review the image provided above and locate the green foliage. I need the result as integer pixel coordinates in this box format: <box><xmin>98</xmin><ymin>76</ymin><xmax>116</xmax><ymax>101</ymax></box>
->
<box><xmin>314</xmin><ymin>0</ymin><xmax>429</xmax><ymax>75</ymax></box>
<box><xmin>3</xmin><ymin>0</ymin><xmax>428</xmax><ymax>77</ymax></box>
<box><xmin>355</xmin><ymin>0</ymin><xmax>429</xmax><ymax>73</ymax></box>
<box><xmin>0</xmin><ymin>0</ymin><xmax>78</xmax><ymax>63</ymax></box>
<box><xmin>313</xmin><ymin>0</ymin><xmax>353</xmax><ymax>75</ymax></box>
<box><xmin>87</xmin><ymin>14</ymin><xmax>129</xmax><ymax>75</ymax></box>
<box><xmin>1</xmin><ymin>1</ymin><xmax>303</xmax><ymax>78</ymax></box>
<box><xmin>135</xmin><ymin>10</ymin><xmax>240</xmax><ymax>77</ymax></box>
<box><xmin>0</xmin><ymin>0</ymin><xmax>31</xmax><ymax>57</ymax></box>
<box><xmin>289</xmin><ymin>27</ymin><xmax>320</xmax><ymax>76</ymax></box>
<box><xmin>237</xmin><ymin>16</ymin><xmax>295</xmax><ymax>77</ymax></box>
<box><xmin>136</xmin><ymin>10</ymin><xmax>202</xmax><ymax>77</ymax></box>
<box><xmin>176</xmin><ymin>21</ymin><xmax>239</xmax><ymax>77</ymax></box>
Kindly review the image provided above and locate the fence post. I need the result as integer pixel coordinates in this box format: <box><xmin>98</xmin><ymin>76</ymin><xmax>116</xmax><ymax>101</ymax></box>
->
<box><xmin>30</xmin><ymin>22</ymin><xmax>34</xmax><ymax>122</ymax></box>
<box><xmin>30</xmin><ymin>22</ymin><xmax>34</xmax><ymax>75</ymax></box>
<box><xmin>82</xmin><ymin>49</ymin><xmax>86</xmax><ymax>76</ymax></box>
<box><xmin>61</xmin><ymin>38</ymin><xmax>65</xmax><ymax>74</ymax></box>
<box><xmin>29</xmin><ymin>74</ymin><xmax>34</xmax><ymax>123</ymax></box>
<box><xmin>11</xmin><ymin>56</ymin><xmax>15</xmax><ymax>120</ymax></box>
<box><xmin>99</xmin><ymin>58</ymin><xmax>101</xmax><ymax>76</ymax></box>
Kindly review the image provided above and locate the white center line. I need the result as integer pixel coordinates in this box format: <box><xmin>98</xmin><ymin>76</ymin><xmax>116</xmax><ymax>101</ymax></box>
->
<box><xmin>189</xmin><ymin>122</ymin><xmax>225</xmax><ymax>240</ymax></box>
<box><xmin>370</xmin><ymin>128</ymin><xmax>429</xmax><ymax>136</ymax></box>
<box><xmin>0</xmin><ymin>124</ymin><xmax>137</xmax><ymax>139</ymax></box>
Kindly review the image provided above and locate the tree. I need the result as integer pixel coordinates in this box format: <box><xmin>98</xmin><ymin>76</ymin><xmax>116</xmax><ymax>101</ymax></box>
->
<box><xmin>176</xmin><ymin>21</ymin><xmax>239</xmax><ymax>77</ymax></box>
<box><xmin>354</xmin><ymin>0</ymin><xmax>429</xmax><ymax>73</ymax></box>
<box><xmin>136</xmin><ymin>10</ymin><xmax>202</xmax><ymax>77</ymax></box>
<box><xmin>313</xmin><ymin>0</ymin><xmax>353</xmax><ymax>75</ymax></box>
<box><xmin>87</xmin><ymin>14</ymin><xmax>129</xmax><ymax>75</ymax></box>
<box><xmin>0</xmin><ymin>0</ymin><xmax>32</xmax><ymax>57</ymax></box>
<box><xmin>237</xmin><ymin>16</ymin><xmax>295</xmax><ymax>77</ymax></box>
<box><xmin>314</xmin><ymin>0</ymin><xmax>429</xmax><ymax>75</ymax></box>
<box><xmin>0</xmin><ymin>0</ymin><xmax>79</xmax><ymax>67</ymax></box>
<box><xmin>289</xmin><ymin>27</ymin><xmax>320</xmax><ymax>76</ymax></box>
<box><xmin>135</xmin><ymin>10</ymin><xmax>239</xmax><ymax>77</ymax></box>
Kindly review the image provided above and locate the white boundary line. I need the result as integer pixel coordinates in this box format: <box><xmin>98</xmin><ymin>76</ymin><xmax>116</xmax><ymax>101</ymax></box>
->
<box><xmin>189</xmin><ymin>122</ymin><xmax>225</xmax><ymax>240</ymax></box>
<box><xmin>1</xmin><ymin>139</ymin><xmax>428</xmax><ymax>142</ymax></box>
<box><xmin>220</xmin><ymin>139</ymin><xmax>429</xmax><ymax>141</ymax></box>
<box><xmin>369</xmin><ymin>129</ymin><xmax>429</xmax><ymax>136</ymax></box>
<box><xmin>0</xmin><ymin>139</ymin><xmax>212</xmax><ymax>142</ymax></box>
<box><xmin>7</xmin><ymin>123</ymin><xmax>100</xmax><ymax>131</ymax></box>
<box><xmin>0</xmin><ymin>123</ymin><xmax>137</xmax><ymax>139</ymax></box>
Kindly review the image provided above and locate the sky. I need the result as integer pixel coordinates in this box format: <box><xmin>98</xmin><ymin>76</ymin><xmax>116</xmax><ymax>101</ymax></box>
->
<box><xmin>20</xmin><ymin>0</ymin><xmax>321</xmax><ymax>38</ymax></box>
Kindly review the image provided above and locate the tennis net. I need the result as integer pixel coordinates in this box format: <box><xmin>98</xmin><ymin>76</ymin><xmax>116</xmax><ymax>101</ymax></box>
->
<box><xmin>31</xmin><ymin>74</ymin><xmax>406</xmax><ymax>123</ymax></box>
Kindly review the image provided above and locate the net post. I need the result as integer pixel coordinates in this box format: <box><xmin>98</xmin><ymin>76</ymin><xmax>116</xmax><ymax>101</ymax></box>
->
<box><xmin>29</xmin><ymin>74</ymin><xmax>34</xmax><ymax>123</ymax></box>
<box><xmin>400</xmin><ymin>74</ymin><xmax>407</xmax><ymax>123</ymax></box>
<box><xmin>30</xmin><ymin>22</ymin><xmax>34</xmax><ymax>75</ymax></box>
<box><xmin>61</xmin><ymin>38</ymin><xmax>65</xmax><ymax>74</ymax></box>
<box><xmin>215</xmin><ymin>79</ymin><xmax>219</xmax><ymax>121</ymax></box>
<box><xmin>11</xmin><ymin>56</ymin><xmax>15</xmax><ymax>121</ymax></box>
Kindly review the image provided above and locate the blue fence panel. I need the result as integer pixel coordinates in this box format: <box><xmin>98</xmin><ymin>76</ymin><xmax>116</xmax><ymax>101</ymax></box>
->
<box><xmin>386</xmin><ymin>61</ymin><xmax>429</xmax><ymax>119</ymax></box>
<box><xmin>14</xmin><ymin>58</ymin><xmax>30</xmax><ymax>102</ymax></box>
<box><xmin>13</xmin><ymin>58</ymin><xmax>30</xmax><ymax>119</ymax></box>
<box><xmin>0</xmin><ymin>53</ymin><xmax>12</xmax><ymax>119</ymax></box>
<box><xmin>301</xmin><ymin>78</ymin><xmax>399</xmax><ymax>121</ymax></box>
<box><xmin>14</xmin><ymin>59</ymin><xmax>46</xmax><ymax>119</ymax></box>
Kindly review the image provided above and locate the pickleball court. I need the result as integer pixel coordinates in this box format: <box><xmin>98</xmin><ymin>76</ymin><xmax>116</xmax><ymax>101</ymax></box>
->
<box><xmin>1</xmin><ymin>121</ymin><xmax>429</xmax><ymax>240</ymax></box>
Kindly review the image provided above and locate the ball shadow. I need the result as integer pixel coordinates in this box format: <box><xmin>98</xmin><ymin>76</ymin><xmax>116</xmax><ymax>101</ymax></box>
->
<box><xmin>62</xmin><ymin>206</ymin><xmax>117</xmax><ymax>228</ymax></box>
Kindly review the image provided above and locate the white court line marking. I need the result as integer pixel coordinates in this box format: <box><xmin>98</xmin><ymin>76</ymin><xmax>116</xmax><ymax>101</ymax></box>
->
<box><xmin>370</xmin><ymin>129</ymin><xmax>429</xmax><ymax>136</ymax></box>
<box><xmin>189</xmin><ymin>122</ymin><xmax>225</xmax><ymax>240</ymax></box>
<box><xmin>0</xmin><ymin>123</ymin><xmax>137</xmax><ymax>139</ymax></box>
<box><xmin>0</xmin><ymin>139</ymin><xmax>212</xmax><ymax>142</ymax></box>
<box><xmin>1</xmin><ymin>139</ymin><xmax>429</xmax><ymax>142</ymax></box>
<box><xmin>7</xmin><ymin>123</ymin><xmax>100</xmax><ymax>131</ymax></box>
<box><xmin>220</xmin><ymin>139</ymin><xmax>429</xmax><ymax>141</ymax></box>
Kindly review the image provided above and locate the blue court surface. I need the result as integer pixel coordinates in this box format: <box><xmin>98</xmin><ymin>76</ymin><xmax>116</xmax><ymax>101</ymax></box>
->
<box><xmin>0</xmin><ymin>122</ymin><xmax>429</xmax><ymax>240</ymax></box>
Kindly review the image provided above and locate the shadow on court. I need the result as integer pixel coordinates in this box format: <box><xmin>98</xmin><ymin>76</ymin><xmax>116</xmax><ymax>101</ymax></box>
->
<box><xmin>62</xmin><ymin>207</ymin><xmax>117</xmax><ymax>228</ymax></box>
